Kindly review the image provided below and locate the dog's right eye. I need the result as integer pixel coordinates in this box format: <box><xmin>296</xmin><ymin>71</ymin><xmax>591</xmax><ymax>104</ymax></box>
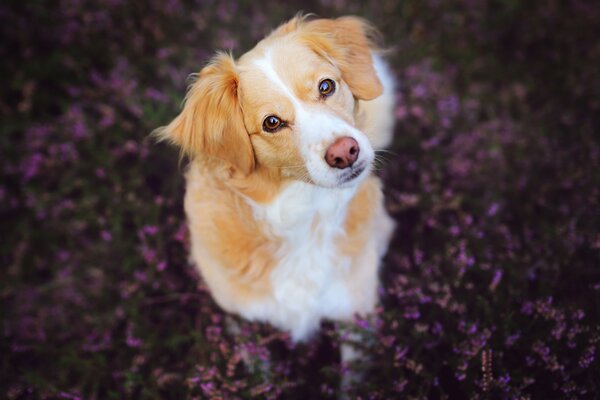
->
<box><xmin>263</xmin><ymin>115</ymin><xmax>283</xmax><ymax>133</ymax></box>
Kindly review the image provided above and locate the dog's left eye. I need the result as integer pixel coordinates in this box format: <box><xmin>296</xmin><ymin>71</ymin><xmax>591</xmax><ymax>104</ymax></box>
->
<box><xmin>318</xmin><ymin>79</ymin><xmax>336</xmax><ymax>98</ymax></box>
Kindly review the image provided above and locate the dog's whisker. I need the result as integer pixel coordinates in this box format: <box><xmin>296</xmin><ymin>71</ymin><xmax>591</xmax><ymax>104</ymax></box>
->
<box><xmin>374</xmin><ymin>148</ymin><xmax>399</xmax><ymax>157</ymax></box>
<box><xmin>373</xmin><ymin>155</ymin><xmax>390</xmax><ymax>164</ymax></box>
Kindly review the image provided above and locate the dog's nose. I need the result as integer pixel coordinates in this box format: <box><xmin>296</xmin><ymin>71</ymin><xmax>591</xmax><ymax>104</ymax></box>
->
<box><xmin>325</xmin><ymin>137</ymin><xmax>360</xmax><ymax>169</ymax></box>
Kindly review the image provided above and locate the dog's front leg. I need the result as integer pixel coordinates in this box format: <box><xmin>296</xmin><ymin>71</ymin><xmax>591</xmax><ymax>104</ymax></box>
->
<box><xmin>338</xmin><ymin>317</ymin><xmax>377</xmax><ymax>396</ymax></box>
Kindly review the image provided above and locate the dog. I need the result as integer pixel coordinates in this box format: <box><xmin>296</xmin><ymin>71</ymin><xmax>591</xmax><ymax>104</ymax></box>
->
<box><xmin>158</xmin><ymin>15</ymin><xmax>396</xmax><ymax>356</ymax></box>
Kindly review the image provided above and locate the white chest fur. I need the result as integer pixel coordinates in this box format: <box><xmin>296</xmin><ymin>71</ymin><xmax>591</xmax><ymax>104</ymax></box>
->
<box><xmin>243</xmin><ymin>181</ymin><xmax>360</xmax><ymax>341</ymax></box>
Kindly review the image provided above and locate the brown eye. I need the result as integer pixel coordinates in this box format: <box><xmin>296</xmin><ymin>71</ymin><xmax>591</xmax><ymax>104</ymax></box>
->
<box><xmin>318</xmin><ymin>79</ymin><xmax>336</xmax><ymax>97</ymax></box>
<box><xmin>263</xmin><ymin>115</ymin><xmax>283</xmax><ymax>132</ymax></box>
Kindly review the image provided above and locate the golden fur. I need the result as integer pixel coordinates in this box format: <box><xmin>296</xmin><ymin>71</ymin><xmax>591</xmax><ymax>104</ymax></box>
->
<box><xmin>157</xmin><ymin>15</ymin><xmax>396</xmax><ymax>340</ymax></box>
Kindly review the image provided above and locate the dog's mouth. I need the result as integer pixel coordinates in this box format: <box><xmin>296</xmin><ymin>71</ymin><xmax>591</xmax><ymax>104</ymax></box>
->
<box><xmin>338</xmin><ymin>161</ymin><xmax>368</xmax><ymax>185</ymax></box>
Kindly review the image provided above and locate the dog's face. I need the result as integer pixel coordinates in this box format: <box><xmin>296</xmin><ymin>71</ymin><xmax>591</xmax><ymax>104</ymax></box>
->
<box><xmin>160</xmin><ymin>16</ymin><xmax>383</xmax><ymax>192</ymax></box>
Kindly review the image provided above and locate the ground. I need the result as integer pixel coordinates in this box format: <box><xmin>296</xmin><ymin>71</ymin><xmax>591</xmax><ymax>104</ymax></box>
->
<box><xmin>1</xmin><ymin>0</ymin><xmax>599</xmax><ymax>398</ymax></box>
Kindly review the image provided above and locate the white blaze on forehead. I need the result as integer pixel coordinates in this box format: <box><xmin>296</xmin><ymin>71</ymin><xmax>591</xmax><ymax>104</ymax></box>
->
<box><xmin>253</xmin><ymin>50</ymin><xmax>333</xmax><ymax>149</ymax></box>
<box><xmin>252</xmin><ymin>48</ymin><xmax>338</xmax><ymax>139</ymax></box>
<box><xmin>253</xmin><ymin>50</ymin><xmax>302</xmax><ymax>109</ymax></box>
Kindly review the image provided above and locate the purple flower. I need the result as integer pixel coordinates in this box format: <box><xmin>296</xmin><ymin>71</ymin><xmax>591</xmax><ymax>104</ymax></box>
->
<box><xmin>200</xmin><ymin>382</ymin><xmax>214</xmax><ymax>396</ymax></box>
<box><xmin>489</xmin><ymin>270</ymin><xmax>503</xmax><ymax>291</ymax></box>
<box><xmin>58</xmin><ymin>392</ymin><xmax>82</xmax><ymax>400</ymax></box>
<box><xmin>21</xmin><ymin>153</ymin><xmax>44</xmax><ymax>181</ymax></box>
<box><xmin>142</xmin><ymin>247</ymin><xmax>157</xmax><ymax>264</ymax></box>
<box><xmin>126</xmin><ymin>335</ymin><xmax>142</xmax><ymax>348</ymax></box>
<box><xmin>142</xmin><ymin>225</ymin><xmax>159</xmax><ymax>236</ymax></box>
<box><xmin>521</xmin><ymin>302</ymin><xmax>533</xmax><ymax>315</ymax></box>
<box><xmin>487</xmin><ymin>203</ymin><xmax>500</xmax><ymax>216</ymax></box>
<box><xmin>145</xmin><ymin>88</ymin><xmax>169</xmax><ymax>103</ymax></box>
<box><xmin>157</xmin><ymin>261</ymin><xmax>167</xmax><ymax>271</ymax></box>
<box><xmin>579</xmin><ymin>346</ymin><xmax>595</xmax><ymax>369</ymax></box>
<box><xmin>101</xmin><ymin>230</ymin><xmax>112</xmax><ymax>242</ymax></box>
<box><xmin>505</xmin><ymin>332</ymin><xmax>521</xmax><ymax>347</ymax></box>
<box><xmin>412</xmin><ymin>84</ymin><xmax>427</xmax><ymax>99</ymax></box>
<box><xmin>403</xmin><ymin>307</ymin><xmax>421</xmax><ymax>320</ymax></box>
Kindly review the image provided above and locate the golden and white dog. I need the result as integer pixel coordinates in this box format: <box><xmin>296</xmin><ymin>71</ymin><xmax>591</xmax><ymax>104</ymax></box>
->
<box><xmin>159</xmin><ymin>15</ymin><xmax>395</xmax><ymax>344</ymax></box>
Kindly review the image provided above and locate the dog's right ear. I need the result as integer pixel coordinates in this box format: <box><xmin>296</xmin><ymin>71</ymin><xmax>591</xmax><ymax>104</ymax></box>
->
<box><xmin>155</xmin><ymin>53</ymin><xmax>255</xmax><ymax>175</ymax></box>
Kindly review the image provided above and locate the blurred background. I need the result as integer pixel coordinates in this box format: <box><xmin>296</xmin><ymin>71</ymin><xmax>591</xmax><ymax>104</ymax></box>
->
<box><xmin>1</xmin><ymin>0</ymin><xmax>599</xmax><ymax>398</ymax></box>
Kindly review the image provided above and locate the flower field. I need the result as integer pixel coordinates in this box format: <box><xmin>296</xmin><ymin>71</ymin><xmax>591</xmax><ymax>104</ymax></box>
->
<box><xmin>1</xmin><ymin>0</ymin><xmax>599</xmax><ymax>398</ymax></box>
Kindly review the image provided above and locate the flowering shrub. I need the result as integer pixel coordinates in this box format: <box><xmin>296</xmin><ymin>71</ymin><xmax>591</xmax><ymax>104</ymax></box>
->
<box><xmin>1</xmin><ymin>0</ymin><xmax>598</xmax><ymax>398</ymax></box>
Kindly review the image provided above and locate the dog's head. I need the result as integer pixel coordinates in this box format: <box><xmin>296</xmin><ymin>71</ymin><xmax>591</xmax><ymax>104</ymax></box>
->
<box><xmin>159</xmin><ymin>16</ymin><xmax>383</xmax><ymax>193</ymax></box>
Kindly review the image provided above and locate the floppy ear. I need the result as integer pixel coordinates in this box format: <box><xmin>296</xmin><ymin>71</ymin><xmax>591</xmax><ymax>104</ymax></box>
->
<box><xmin>303</xmin><ymin>16</ymin><xmax>383</xmax><ymax>100</ymax></box>
<box><xmin>157</xmin><ymin>52</ymin><xmax>254</xmax><ymax>175</ymax></box>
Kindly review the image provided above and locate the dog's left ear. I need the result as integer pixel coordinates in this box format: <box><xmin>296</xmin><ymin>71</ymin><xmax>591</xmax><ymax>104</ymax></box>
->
<box><xmin>156</xmin><ymin>53</ymin><xmax>254</xmax><ymax>175</ymax></box>
<box><xmin>303</xmin><ymin>16</ymin><xmax>383</xmax><ymax>101</ymax></box>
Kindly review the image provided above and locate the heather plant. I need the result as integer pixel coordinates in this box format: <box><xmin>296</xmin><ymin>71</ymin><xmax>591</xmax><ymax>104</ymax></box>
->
<box><xmin>1</xmin><ymin>0</ymin><xmax>599</xmax><ymax>399</ymax></box>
